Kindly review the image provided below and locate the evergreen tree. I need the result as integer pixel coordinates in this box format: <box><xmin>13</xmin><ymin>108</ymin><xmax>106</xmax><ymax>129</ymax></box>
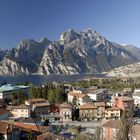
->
<box><xmin>24</xmin><ymin>80</ymin><xmax>29</xmax><ymax>86</ymax></box>
<box><xmin>47</xmin><ymin>89</ymin><xmax>56</xmax><ymax>104</ymax></box>
<box><xmin>55</xmin><ymin>89</ymin><xmax>67</xmax><ymax>103</ymax></box>
<box><xmin>72</xmin><ymin>96</ymin><xmax>77</xmax><ymax>105</ymax></box>
<box><xmin>29</xmin><ymin>86</ymin><xmax>38</xmax><ymax>98</ymax></box>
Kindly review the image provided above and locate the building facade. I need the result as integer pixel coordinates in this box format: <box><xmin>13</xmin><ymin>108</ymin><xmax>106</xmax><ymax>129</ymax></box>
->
<box><xmin>59</xmin><ymin>102</ymin><xmax>72</xmax><ymax>122</ymax></box>
<box><xmin>25</xmin><ymin>98</ymin><xmax>50</xmax><ymax>117</ymax></box>
<box><xmin>87</xmin><ymin>89</ymin><xmax>107</xmax><ymax>101</ymax></box>
<box><xmin>102</xmin><ymin>120</ymin><xmax>120</xmax><ymax>140</ymax></box>
<box><xmin>11</xmin><ymin>104</ymin><xmax>31</xmax><ymax>119</ymax></box>
<box><xmin>0</xmin><ymin>84</ymin><xmax>29</xmax><ymax>100</ymax></box>
<box><xmin>68</xmin><ymin>91</ymin><xmax>87</xmax><ymax>105</ymax></box>
<box><xmin>79</xmin><ymin>103</ymin><xmax>97</xmax><ymax>121</ymax></box>
<box><xmin>95</xmin><ymin>102</ymin><xmax>106</xmax><ymax>118</ymax></box>
<box><xmin>112</xmin><ymin>96</ymin><xmax>134</xmax><ymax>110</ymax></box>
<box><xmin>105</xmin><ymin>107</ymin><xmax>121</xmax><ymax>119</ymax></box>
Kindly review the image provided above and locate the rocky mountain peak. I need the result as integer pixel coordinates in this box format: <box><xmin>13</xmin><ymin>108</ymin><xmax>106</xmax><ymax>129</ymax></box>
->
<box><xmin>0</xmin><ymin>28</ymin><xmax>139</xmax><ymax>75</ymax></box>
<box><xmin>39</xmin><ymin>37</ymin><xmax>51</xmax><ymax>46</ymax></box>
<box><xmin>16</xmin><ymin>39</ymin><xmax>38</xmax><ymax>50</ymax></box>
<box><xmin>60</xmin><ymin>29</ymin><xmax>80</xmax><ymax>43</ymax></box>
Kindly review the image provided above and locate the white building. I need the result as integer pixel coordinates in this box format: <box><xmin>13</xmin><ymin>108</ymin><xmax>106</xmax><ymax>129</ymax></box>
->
<box><xmin>133</xmin><ymin>95</ymin><xmax>140</xmax><ymax>105</ymax></box>
<box><xmin>133</xmin><ymin>89</ymin><xmax>140</xmax><ymax>105</ymax></box>
<box><xmin>134</xmin><ymin>89</ymin><xmax>140</xmax><ymax>94</ymax></box>
<box><xmin>87</xmin><ymin>89</ymin><xmax>107</xmax><ymax>101</ymax></box>
<box><xmin>11</xmin><ymin>104</ymin><xmax>31</xmax><ymax>119</ymax></box>
<box><xmin>68</xmin><ymin>90</ymin><xmax>87</xmax><ymax>105</ymax></box>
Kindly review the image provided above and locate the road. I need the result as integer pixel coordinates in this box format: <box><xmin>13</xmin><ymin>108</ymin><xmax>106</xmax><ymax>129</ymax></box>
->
<box><xmin>51</xmin><ymin>120</ymin><xmax>101</xmax><ymax>128</ymax></box>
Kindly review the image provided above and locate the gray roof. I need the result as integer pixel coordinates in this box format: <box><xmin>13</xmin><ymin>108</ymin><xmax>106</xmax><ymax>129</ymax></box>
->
<box><xmin>0</xmin><ymin>84</ymin><xmax>29</xmax><ymax>92</ymax></box>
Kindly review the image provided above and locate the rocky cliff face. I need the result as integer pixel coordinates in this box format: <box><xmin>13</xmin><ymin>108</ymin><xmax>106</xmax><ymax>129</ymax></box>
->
<box><xmin>0</xmin><ymin>28</ymin><xmax>139</xmax><ymax>75</ymax></box>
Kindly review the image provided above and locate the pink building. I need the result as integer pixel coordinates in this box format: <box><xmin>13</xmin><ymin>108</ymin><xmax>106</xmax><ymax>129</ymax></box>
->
<box><xmin>112</xmin><ymin>96</ymin><xmax>134</xmax><ymax>110</ymax></box>
<box><xmin>102</xmin><ymin>120</ymin><xmax>120</xmax><ymax>140</ymax></box>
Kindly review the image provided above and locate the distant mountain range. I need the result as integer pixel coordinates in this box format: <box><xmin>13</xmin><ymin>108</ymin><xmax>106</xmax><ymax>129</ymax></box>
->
<box><xmin>0</xmin><ymin>28</ymin><xmax>140</xmax><ymax>75</ymax></box>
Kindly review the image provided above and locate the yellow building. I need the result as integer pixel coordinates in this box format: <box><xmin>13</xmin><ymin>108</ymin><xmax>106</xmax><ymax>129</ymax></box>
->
<box><xmin>105</xmin><ymin>107</ymin><xmax>121</xmax><ymax>119</ymax></box>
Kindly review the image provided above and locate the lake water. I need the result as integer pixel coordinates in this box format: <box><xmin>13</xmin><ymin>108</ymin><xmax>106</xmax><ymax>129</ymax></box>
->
<box><xmin>0</xmin><ymin>74</ymin><xmax>107</xmax><ymax>85</ymax></box>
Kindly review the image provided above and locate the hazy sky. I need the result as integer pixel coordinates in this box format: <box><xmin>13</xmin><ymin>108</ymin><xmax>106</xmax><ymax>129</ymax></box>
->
<box><xmin>0</xmin><ymin>0</ymin><xmax>140</xmax><ymax>49</ymax></box>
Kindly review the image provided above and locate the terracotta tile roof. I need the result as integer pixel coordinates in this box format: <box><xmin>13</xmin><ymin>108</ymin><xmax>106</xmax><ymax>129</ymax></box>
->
<box><xmin>0</xmin><ymin>122</ymin><xmax>9</xmax><ymax>134</ymax></box>
<box><xmin>106</xmin><ymin>107</ymin><xmax>121</xmax><ymax>111</ymax></box>
<box><xmin>96</xmin><ymin>102</ymin><xmax>106</xmax><ymax>107</ymax></box>
<box><xmin>59</xmin><ymin>102</ymin><xmax>72</xmax><ymax>108</ymax></box>
<box><xmin>102</xmin><ymin>120</ymin><xmax>120</xmax><ymax>129</ymax></box>
<box><xmin>2</xmin><ymin>121</ymin><xmax>39</xmax><ymax>132</ymax></box>
<box><xmin>121</xmin><ymin>96</ymin><xmax>133</xmax><ymax>101</ymax></box>
<box><xmin>116</xmin><ymin>96</ymin><xmax>133</xmax><ymax>101</ymax></box>
<box><xmin>0</xmin><ymin>121</ymin><xmax>19</xmax><ymax>134</ymax></box>
<box><xmin>132</xmin><ymin>125</ymin><xmax>140</xmax><ymax>139</ymax></box>
<box><xmin>37</xmin><ymin>132</ymin><xmax>64</xmax><ymax>140</ymax></box>
<box><xmin>34</xmin><ymin>102</ymin><xmax>50</xmax><ymax>107</ymax></box>
<box><xmin>0</xmin><ymin>108</ymin><xmax>9</xmax><ymax>115</ymax></box>
<box><xmin>27</xmin><ymin>98</ymin><xmax>46</xmax><ymax>104</ymax></box>
<box><xmin>68</xmin><ymin>91</ymin><xmax>86</xmax><ymax>98</ymax></box>
<box><xmin>13</xmin><ymin>104</ymin><xmax>29</xmax><ymax>109</ymax></box>
<box><xmin>79</xmin><ymin>103</ymin><xmax>97</xmax><ymax>109</ymax></box>
<box><xmin>37</xmin><ymin>132</ymin><xmax>53</xmax><ymax>140</ymax></box>
<box><xmin>36</xmin><ymin>126</ymin><xmax>49</xmax><ymax>133</ymax></box>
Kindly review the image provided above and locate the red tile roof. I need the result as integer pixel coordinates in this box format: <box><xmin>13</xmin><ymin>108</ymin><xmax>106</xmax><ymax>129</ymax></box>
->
<box><xmin>59</xmin><ymin>102</ymin><xmax>72</xmax><ymax>108</ymax></box>
<box><xmin>27</xmin><ymin>98</ymin><xmax>46</xmax><ymax>104</ymax></box>
<box><xmin>34</xmin><ymin>102</ymin><xmax>50</xmax><ymax>107</ymax></box>
<box><xmin>106</xmin><ymin>107</ymin><xmax>121</xmax><ymax>111</ymax></box>
<box><xmin>0</xmin><ymin>122</ymin><xmax>9</xmax><ymax>134</ymax></box>
<box><xmin>102</xmin><ymin>120</ymin><xmax>120</xmax><ymax>129</ymax></box>
<box><xmin>132</xmin><ymin>125</ymin><xmax>140</xmax><ymax>139</ymax></box>
<box><xmin>13</xmin><ymin>104</ymin><xmax>29</xmax><ymax>109</ymax></box>
<box><xmin>37</xmin><ymin>132</ymin><xmax>64</xmax><ymax>140</ymax></box>
<box><xmin>1</xmin><ymin>120</ymin><xmax>49</xmax><ymax>133</ymax></box>
<box><xmin>96</xmin><ymin>102</ymin><xmax>106</xmax><ymax>107</ymax></box>
<box><xmin>0</xmin><ymin>121</ymin><xmax>18</xmax><ymax>134</ymax></box>
<box><xmin>68</xmin><ymin>91</ymin><xmax>86</xmax><ymax>98</ymax></box>
<box><xmin>115</xmin><ymin>96</ymin><xmax>133</xmax><ymax>101</ymax></box>
<box><xmin>79</xmin><ymin>103</ymin><xmax>97</xmax><ymax>109</ymax></box>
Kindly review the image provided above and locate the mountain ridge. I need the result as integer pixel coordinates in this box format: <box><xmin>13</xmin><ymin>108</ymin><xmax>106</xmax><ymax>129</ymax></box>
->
<box><xmin>0</xmin><ymin>28</ymin><xmax>139</xmax><ymax>75</ymax></box>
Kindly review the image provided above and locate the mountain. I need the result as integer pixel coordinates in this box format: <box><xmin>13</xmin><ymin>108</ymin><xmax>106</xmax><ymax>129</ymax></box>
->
<box><xmin>121</xmin><ymin>44</ymin><xmax>140</xmax><ymax>60</ymax></box>
<box><xmin>104</xmin><ymin>61</ymin><xmax>140</xmax><ymax>77</ymax></box>
<box><xmin>0</xmin><ymin>28</ymin><xmax>139</xmax><ymax>75</ymax></box>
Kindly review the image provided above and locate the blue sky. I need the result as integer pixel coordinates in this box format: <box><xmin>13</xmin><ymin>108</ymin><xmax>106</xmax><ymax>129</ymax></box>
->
<box><xmin>0</xmin><ymin>0</ymin><xmax>140</xmax><ymax>49</ymax></box>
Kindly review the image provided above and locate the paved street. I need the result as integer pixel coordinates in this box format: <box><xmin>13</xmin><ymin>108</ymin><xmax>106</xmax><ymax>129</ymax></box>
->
<box><xmin>51</xmin><ymin>121</ymin><xmax>101</xmax><ymax>128</ymax></box>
